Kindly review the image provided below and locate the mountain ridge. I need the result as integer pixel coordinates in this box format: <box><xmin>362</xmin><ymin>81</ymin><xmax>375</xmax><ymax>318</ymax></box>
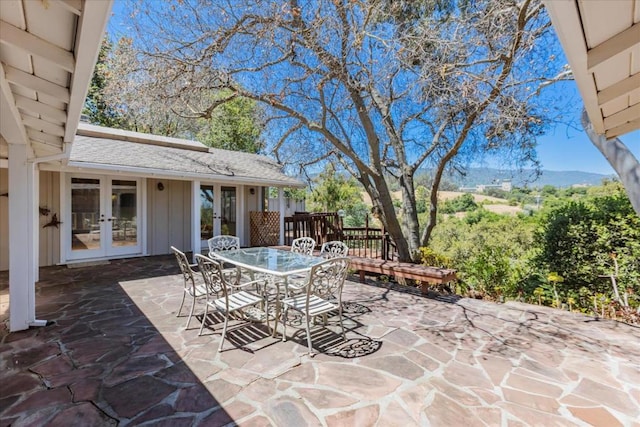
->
<box><xmin>440</xmin><ymin>167</ymin><xmax>613</xmax><ymax>188</ymax></box>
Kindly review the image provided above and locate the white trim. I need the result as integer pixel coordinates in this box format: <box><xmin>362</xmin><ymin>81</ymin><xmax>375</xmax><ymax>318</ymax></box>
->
<box><xmin>278</xmin><ymin>187</ymin><xmax>285</xmax><ymax>245</ymax></box>
<box><xmin>58</xmin><ymin>161</ymin><xmax>305</xmax><ymax>187</ymax></box>
<box><xmin>191</xmin><ymin>180</ymin><xmax>201</xmax><ymax>263</ymax></box>
<box><xmin>0</xmin><ymin>63</ymin><xmax>30</xmax><ymax>147</ymax></box>
<box><xmin>31</xmin><ymin>165</ymin><xmax>39</xmax><ymax>283</ymax></box>
<box><xmin>141</xmin><ymin>177</ymin><xmax>148</xmax><ymax>256</ymax></box>
<box><xmin>0</xmin><ymin>20</ymin><xmax>76</xmax><ymax>73</ymax></box>
<box><xmin>238</xmin><ymin>185</ymin><xmax>246</xmax><ymax>245</ymax></box>
<box><xmin>544</xmin><ymin>0</ymin><xmax>605</xmax><ymax>134</ymax></box>
<box><xmin>59</xmin><ymin>172</ymin><xmax>67</xmax><ymax>263</ymax></box>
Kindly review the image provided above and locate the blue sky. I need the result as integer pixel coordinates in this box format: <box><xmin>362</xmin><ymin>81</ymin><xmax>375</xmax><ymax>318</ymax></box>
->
<box><xmin>106</xmin><ymin>2</ymin><xmax>640</xmax><ymax>176</ymax></box>
<box><xmin>537</xmin><ymin>127</ymin><xmax>639</xmax><ymax>175</ymax></box>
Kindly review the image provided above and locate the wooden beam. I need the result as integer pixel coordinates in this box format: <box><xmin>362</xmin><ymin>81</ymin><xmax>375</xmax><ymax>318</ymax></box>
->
<box><xmin>605</xmin><ymin>118</ymin><xmax>640</xmax><ymax>139</ymax></box>
<box><xmin>4</xmin><ymin>65</ymin><xmax>70</xmax><ymax>103</ymax></box>
<box><xmin>0</xmin><ymin>63</ymin><xmax>29</xmax><ymax>145</ymax></box>
<box><xmin>588</xmin><ymin>22</ymin><xmax>640</xmax><ymax>70</ymax></box>
<box><xmin>597</xmin><ymin>72</ymin><xmax>640</xmax><ymax>106</ymax></box>
<box><xmin>51</xmin><ymin>0</ymin><xmax>83</xmax><ymax>16</ymax></box>
<box><xmin>0</xmin><ymin>20</ymin><xmax>75</xmax><ymax>73</ymax></box>
<box><xmin>26</xmin><ymin>129</ymin><xmax>63</xmax><ymax>148</ymax></box>
<box><xmin>22</xmin><ymin>116</ymin><xmax>66</xmax><ymax>137</ymax></box>
<box><xmin>603</xmin><ymin>103</ymin><xmax>640</xmax><ymax>130</ymax></box>
<box><xmin>14</xmin><ymin>94</ymin><xmax>68</xmax><ymax>123</ymax></box>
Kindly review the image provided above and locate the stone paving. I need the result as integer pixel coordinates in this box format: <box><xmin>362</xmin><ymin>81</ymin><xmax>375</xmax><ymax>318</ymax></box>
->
<box><xmin>1</xmin><ymin>255</ymin><xmax>639</xmax><ymax>426</ymax></box>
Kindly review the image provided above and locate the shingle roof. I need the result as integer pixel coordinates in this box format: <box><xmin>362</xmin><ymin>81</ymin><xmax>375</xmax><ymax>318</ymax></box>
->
<box><xmin>70</xmin><ymin>125</ymin><xmax>304</xmax><ymax>187</ymax></box>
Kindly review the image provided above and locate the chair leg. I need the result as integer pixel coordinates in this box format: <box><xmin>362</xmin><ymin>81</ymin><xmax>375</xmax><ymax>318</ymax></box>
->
<box><xmin>198</xmin><ymin>303</ymin><xmax>208</xmax><ymax>336</ymax></box>
<box><xmin>218</xmin><ymin>314</ymin><xmax>230</xmax><ymax>352</ymax></box>
<box><xmin>305</xmin><ymin>314</ymin><xmax>313</xmax><ymax>356</ymax></box>
<box><xmin>176</xmin><ymin>292</ymin><xmax>186</xmax><ymax>317</ymax></box>
<box><xmin>186</xmin><ymin>295</ymin><xmax>198</xmax><ymax>329</ymax></box>
<box><xmin>282</xmin><ymin>306</ymin><xmax>288</xmax><ymax>342</ymax></box>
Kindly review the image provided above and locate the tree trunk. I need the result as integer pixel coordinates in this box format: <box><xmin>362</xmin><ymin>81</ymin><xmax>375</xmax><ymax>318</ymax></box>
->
<box><xmin>399</xmin><ymin>169</ymin><xmax>421</xmax><ymax>261</ymax></box>
<box><xmin>581</xmin><ymin>110</ymin><xmax>640</xmax><ymax>215</ymax></box>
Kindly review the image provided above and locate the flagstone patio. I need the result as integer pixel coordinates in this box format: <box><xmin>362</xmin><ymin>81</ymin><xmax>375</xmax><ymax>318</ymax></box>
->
<box><xmin>1</xmin><ymin>255</ymin><xmax>639</xmax><ymax>426</ymax></box>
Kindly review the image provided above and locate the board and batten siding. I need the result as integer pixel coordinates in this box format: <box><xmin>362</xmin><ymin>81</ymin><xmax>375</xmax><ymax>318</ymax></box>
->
<box><xmin>0</xmin><ymin>169</ymin><xmax>61</xmax><ymax>271</ymax></box>
<box><xmin>38</xmin><ymin>171</ymin><xmax>61</xmax><ymax>267</ymax></box>
<box><xmin>147</xmin><ymin>179</ymin><xmax>192</xmax><ymax>255</ymax></box>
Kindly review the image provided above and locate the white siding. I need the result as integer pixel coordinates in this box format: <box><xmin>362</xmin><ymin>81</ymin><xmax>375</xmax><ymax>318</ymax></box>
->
<box><xmin>38</xmin><ymin>171</ymin><xmax>60</xmax><ymax>267</ymax></box>
<box><xmin>0</xmin><ymin>169</ymin><xmax>60</xmax><ymax>270</ymax></box>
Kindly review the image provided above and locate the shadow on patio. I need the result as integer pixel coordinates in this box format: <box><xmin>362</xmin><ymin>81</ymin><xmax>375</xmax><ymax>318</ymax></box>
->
<box><xmin>2</xmin><ymin>255</ymin><xmax>640</xmax><ymax>426</ymax></box>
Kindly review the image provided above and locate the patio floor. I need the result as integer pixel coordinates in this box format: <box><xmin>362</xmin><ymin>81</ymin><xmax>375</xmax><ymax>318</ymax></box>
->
<box><xmin>1</xmin><ymin>256</ymin><xmax>639</xmax><ymax>426</ymax></box>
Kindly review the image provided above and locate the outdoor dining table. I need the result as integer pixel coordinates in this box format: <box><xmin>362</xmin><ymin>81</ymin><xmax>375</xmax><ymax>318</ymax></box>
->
<box><xmin>210</xmin><ymin>246</ymin><xmax>326</xmax><ymax>338</ymax></box>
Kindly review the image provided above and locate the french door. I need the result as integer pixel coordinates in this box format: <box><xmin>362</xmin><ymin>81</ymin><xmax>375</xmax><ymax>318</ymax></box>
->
<box><xmin>200</xmin><ymin>184</ymin><xmax>237</xmax><ymax>248</ymax></box>
<box><xmin>66</xmin><ymin>175</ymin><xmax>142</xmax><ymax>260</ymax></box>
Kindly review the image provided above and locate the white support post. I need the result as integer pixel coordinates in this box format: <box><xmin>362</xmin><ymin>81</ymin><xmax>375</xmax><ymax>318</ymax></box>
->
<box><xmin>278</xmin><ymin>187</ymin><xmax>285</xmax><ymax>246</ymax></box>
<box><xmin>31</xmin><ymin>164</ymin><xmax>39</xmax><ymax>283</ymax></box>
<box><xmin>238</xmin><ymin>185</ymin><xmax>245</xmax><ymax>246</ymax></box>
<box><xmin>191</xmin><ymin>180</ymin><xmax>201</xmax><ymax>262</ymax></box>
<box><xmin>8</xmin><ymin>143</ymin><xmax>43</xmax><ymax>331</ymax></box>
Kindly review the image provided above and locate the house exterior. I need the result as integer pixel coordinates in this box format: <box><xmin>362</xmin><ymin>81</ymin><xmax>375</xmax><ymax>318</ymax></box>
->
<box><xmin>0</xmin><ymin>123</ymin><xmax>304</xmax><ymax>270</ymax></box>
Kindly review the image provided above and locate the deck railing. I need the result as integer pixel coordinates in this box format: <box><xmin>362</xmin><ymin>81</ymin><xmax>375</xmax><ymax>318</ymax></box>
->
<box><xmin>283</xmin><ymin>212</ymin><xmax>397</xmax><ymax>260</ymax></box>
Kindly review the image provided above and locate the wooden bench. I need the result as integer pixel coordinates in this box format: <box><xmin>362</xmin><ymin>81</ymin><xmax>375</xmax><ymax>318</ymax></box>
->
<box><xmin>347</xmin><ymin>256</ymin><xmax>457</xmax><ymax>294</ymax></box>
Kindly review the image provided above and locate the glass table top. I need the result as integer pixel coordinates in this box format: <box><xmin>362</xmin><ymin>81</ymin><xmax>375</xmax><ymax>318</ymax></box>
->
<box><xmin>211</xmin><ymin>247</ymin><xmax>325</xmax><ymax>276</ymax></box>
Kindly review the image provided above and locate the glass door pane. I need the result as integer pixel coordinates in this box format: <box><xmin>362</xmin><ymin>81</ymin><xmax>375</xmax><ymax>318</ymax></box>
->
<box><xmin>110</xmin><ymin>180</ymin><xmax>138</xmax><ymax>248</ymax></box>
<box><xmin>200</xmin><ymin>185</ymin><xmax>214</xmax><ymax>241</ymax></box>
<box><xmin>71</xmin><ymin>178</ymin><xmax>102</xmax><ymax>252</ymax></box>
<box><xmin>220</xmin><ymin>186</ymin><xmax>237</xmax><ymax>236</ymax></box>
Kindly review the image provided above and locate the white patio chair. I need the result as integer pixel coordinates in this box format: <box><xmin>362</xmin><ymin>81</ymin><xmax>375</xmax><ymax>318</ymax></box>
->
<box><xmin>171</xmin><ymin>246</ymin><xmax>207</xmax><ymax>330</ymax></box>
<box><xmin>320</xmin><ymin>241</ymin><xmax>349</xmax><ymax>259</ymax></box>
<box><xmin>291</xmin><ymin>237</ymin><xmax>316</xmax><ymax>255</ymax></box>
<box><xmin>281</xmin><ymin>257</ymin><xmax>350</xmax><ymax>356</ymax></box>
<box><xmin>195</xmin><ymin>254</ymin><xmax>268</xmax><ymax>352</ymax></box>
<box><xmin>207</xmin><ymin>235</ymin><xmax>240</xmax><ymax>255</ymax></box>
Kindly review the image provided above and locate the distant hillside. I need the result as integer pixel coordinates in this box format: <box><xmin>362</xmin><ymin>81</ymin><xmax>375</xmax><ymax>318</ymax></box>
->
<box><xmin>441</xmin><ymin>168</ymin><xmax>613</xmax><ymax>188</ymax></box>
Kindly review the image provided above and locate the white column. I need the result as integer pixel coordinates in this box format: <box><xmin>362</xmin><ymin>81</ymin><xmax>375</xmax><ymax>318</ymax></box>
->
<box><xmin>31</xmin><ymin>164</ymin><xmax>39</xmax><ymax>282</ymax></box>
<box><xmin>278</xmin><ymin>187</ymin><xmax>285</xmax><ymax>245</ymax></box>
<box><xmin>8</xmin><ymin>143</ymin><xmax>40</xmax><ymax>331</ymax></box>
<box><xmin>237</xmin><ymin>185</ymin><xmax>245</xmax><ymax>246</ymax></box>
<box><xmin>191</xmin><ymin>180</ymin><xmax>201</xmax><ymax>262</ymax></box>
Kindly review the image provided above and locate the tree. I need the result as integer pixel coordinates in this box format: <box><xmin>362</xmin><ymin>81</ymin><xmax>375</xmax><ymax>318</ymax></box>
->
<box><xmin>100</xmin><ymin>37</ymin><xmax>264</xmax><ymax>152</ymax></box>
<box><xmin>308</xmin><ymin>164</ymin><xmax>365</xmax><ymax>213</ymax></box>
<box><xmin>123</xmin><ymin>0</ymin><xmax>568</xmax><ymax>261</ymax></box>
<box><xmin>82</xmin><ymin>38</ymin><xmax>125</xmax><ymax>127</ymax></box>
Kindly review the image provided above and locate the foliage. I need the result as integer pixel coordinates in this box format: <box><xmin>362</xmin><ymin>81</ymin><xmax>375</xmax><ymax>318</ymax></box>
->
<box><xmin>307</xmin><ymin>164</ymin><xmax>368</xmax><ymax>226</ymax></box>
<box><xmin>93</xmin><ymin>37</ymin><xmax>264</xmax><ymax>153</ymax></box>
<box><xmin>534</xmin><ymin>180</ymin><xmax>640</xmax><ymax>301</ymax></box>
<box><xmin>430</xmin><ymin>212</ymin><xmax>536</xmax><ymax>299</ymax></box>
<box><xmin>196</xmin><ymin>91</ymin><xmax>265</xmax><ymax>153</ymax></box>
<box><xmin>121</xmin><ymin>0</ymin><xmax>568</xmax><ymax>261</ymax></box>
<box><xmin>82</xmin><ymin>38</ymin><xmax>125</xmax><ymax>127</ymax></box>
<box><xmin>440</xmin><ymin>193</ymin><xmax>478</xmax><ymax>214</ymax></box>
